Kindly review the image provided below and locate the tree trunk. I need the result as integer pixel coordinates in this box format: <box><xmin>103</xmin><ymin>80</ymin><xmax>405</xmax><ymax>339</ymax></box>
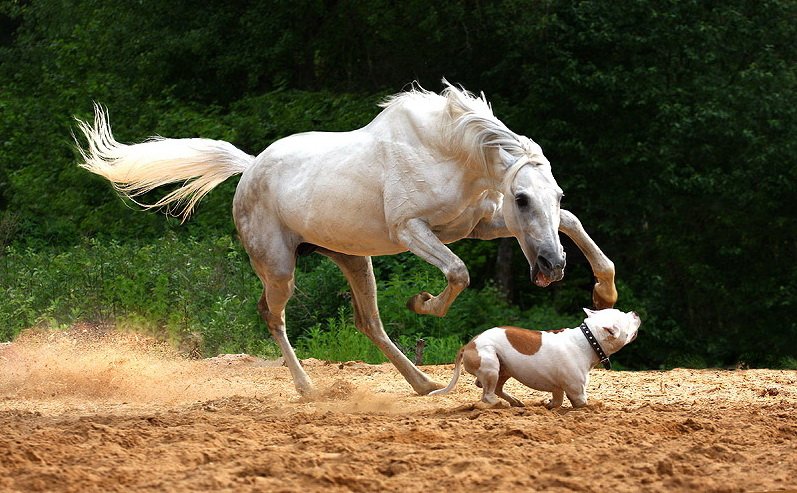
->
<box><xmin>495</xmin><ymin>238</ymin><xmax>514</xmax><ymax>300</ymax></box>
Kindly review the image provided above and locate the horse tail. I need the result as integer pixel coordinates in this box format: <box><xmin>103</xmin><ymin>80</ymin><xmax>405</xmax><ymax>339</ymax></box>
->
<box><xmin>74</xmin><ymin>104</ymin><xmax>255</xmax><ymax>221</ymax></box>
<box><xmin>428</xmin><ymin>346</ymin><xmax>465</xmax><ymax>396</ymax></box>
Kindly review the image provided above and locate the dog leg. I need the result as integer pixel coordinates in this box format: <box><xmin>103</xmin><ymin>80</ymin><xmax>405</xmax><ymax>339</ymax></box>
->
<box><xmin>544</xmin><ymin>389</ymin><xmax>565</xmax><ymax>409</ymax></box>
<box><xmin>496</xmin><ymin>389</ymin><xmax>525</xmax><ymax>407</ymax></box>
<box><xmin>495</xmin><ymin>374</ymin><xmax>525</xmax><ymax>407</ymax></box>
<box><xmin>474</xmin><ymin>355</ymin><xmax>501</xmax><ymax>408</ymax></box>
<box><xmin>476</xmin><ymin>375</ymin><xmax>500</xmax><ymax>408</ymax></box>
<box><xmin>565</xmin><ymin>384</ymin><xmax>588</xmax><ymax>408</ymax></box>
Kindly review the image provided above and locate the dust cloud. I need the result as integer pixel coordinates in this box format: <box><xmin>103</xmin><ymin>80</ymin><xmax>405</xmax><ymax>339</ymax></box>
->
<box><xmin>1</xmin><ymin>325</ymin><xmax>258</xmax><ymax>406</ymax></box>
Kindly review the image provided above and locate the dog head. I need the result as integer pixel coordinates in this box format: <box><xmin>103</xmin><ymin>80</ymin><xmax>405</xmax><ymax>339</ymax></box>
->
<box><xmin>582</xmin><ymin>308</ymin><xmax>641</xmax><ymax>355</ymax></box>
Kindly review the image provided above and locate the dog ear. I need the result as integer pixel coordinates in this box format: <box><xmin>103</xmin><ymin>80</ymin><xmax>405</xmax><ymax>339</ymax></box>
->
<box><xmin>582</xmin><ymin>307</ymin><xmax>598</xmax><ymax>317</ymax></box>
<box><xmin>603</xmin><ymin>324</ymin><xmax>619</xmax><ymax>338</ymax></box>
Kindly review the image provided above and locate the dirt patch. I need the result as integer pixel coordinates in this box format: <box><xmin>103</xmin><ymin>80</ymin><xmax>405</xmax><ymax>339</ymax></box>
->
<box><xmin>1</xmin><ymin>327</ymin><xmax>796</xmax><ymax>492</ymax></box>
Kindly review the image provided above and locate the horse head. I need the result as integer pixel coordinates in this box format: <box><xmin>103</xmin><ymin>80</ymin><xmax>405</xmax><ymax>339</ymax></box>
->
<box><xmin>499</xmin><ymin>144</ymin><xmax>566</xmax><ymax>288</ymax></box>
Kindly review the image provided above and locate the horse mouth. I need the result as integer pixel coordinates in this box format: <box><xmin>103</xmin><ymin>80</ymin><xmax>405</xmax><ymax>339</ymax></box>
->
<box><xmin>531</xmin><ymin>263</ymin><xmax>555</xmax><ymax>287</ymax></box>
<box><xmin>533</xmin><ymin>268</ymin><xmax>553</xmax><ymax>287</ymax></box>
<box><xmin>531</xmin><ymin>258</ymin><xmax>564</xmax><ymax>288</ymax></box>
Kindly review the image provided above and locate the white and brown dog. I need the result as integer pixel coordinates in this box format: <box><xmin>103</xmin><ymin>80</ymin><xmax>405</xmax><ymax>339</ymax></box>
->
<box><xmin>431</xmin><ymin>308</ymin><xmax>641</xmax><ymax>409</ymax></box>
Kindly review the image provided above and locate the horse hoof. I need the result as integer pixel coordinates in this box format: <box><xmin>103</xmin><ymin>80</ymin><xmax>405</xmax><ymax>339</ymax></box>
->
<box><xmin>407</xmin><ymin>291</ymin><xmax>434</xmax><ymax>314</ymax></box>
<box><xmin>414</xmin><ymin>380</ymin><xmax>445</xmax><ymax>395</ymax></box>
<box><xmin>294</xmin><ymin>381</ymin><xmax>317</xmax><ymax>399</ymax></box>
<box><xmin>592</xmin><ymin>282</ymin><xmax>617</xmax><ymax>309</ymax></box>
<box><xmin>409</xmin><ymin>378</ymin><xmax>446</xmax><ymax>395</ymax></box>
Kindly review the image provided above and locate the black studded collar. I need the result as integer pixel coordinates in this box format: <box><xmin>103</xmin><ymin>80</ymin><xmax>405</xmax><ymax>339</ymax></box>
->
<box><xmin>579</xmin><ymin>322</ymin><xmax>612</xmax><ymax>370</ymax></box>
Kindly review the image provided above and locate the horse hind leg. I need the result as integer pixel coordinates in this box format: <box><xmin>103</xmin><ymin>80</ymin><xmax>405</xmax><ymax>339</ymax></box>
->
<box><xmin>251</xmin><ymin>256</ymin><xmax>314</xmax><ymax>396</ymax></box>
<box><xmin>318</xmin><ymin>249</ymin><xmax>443</xmax><ymax>395</ymax></box>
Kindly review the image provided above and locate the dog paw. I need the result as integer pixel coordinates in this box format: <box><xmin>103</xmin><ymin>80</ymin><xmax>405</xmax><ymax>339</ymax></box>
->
<box><xmin>541</xmin><ymin>399</ymin><xmax>561</xmax><ymax>410</ymax></box>
<box><xmin>502</xmin><ymin>395</ymin><xmax>525</xmax><ymax>407</ymax></box>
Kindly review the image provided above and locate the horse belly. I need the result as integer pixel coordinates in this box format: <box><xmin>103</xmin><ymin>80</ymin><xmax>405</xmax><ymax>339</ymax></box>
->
<box><xmin>247</xmin><ymin>133</ymin><xmax>406</xmax><ymax>256</ymax></box>
<box><xmin>291</xmin><ymin>207</ymin><xmax>406</xmax><ymax>256</ymax></box>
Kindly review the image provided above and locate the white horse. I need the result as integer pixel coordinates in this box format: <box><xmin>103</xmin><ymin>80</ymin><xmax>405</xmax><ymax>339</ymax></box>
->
<box><xmin>75</xmin><ymin>81</ymin><xmax>616</xmax><ymax>396</ymax></box>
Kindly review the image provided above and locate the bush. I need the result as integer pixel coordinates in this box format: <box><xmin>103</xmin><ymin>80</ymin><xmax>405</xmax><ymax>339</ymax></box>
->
<box><xmin>296</xmin><ymin>307</ymin><xmax>385</xmax><ymax>363</ymax></box>
<box><xmin>0</xmin><ymin>235</ymin><xmax>272</xmax><ymax>356</ymax></box>
<box><xmin>0</xmin><ymin>235</ymin><xmax>584</xmax><ymax>364</ymax></box>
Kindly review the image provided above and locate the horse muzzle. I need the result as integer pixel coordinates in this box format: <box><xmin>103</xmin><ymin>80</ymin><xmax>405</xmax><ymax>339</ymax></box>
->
<box><xmin>531</xmin><ymin>251</ymin><xmax>566</xmax><ymax>287</ymax></box>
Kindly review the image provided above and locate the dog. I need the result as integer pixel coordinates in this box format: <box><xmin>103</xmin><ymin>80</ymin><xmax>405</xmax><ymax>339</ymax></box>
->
<box><xmin>430</xmin><ymin>308</ymin><xmax>641</xmax><ymax>409</ymax></box>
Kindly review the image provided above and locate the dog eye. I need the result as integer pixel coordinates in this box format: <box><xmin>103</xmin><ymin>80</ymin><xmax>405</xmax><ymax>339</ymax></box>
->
<box><xmin>515</xmin><ymin>194</ymin><xmax>529</xmax><ymax>208</ymax></box>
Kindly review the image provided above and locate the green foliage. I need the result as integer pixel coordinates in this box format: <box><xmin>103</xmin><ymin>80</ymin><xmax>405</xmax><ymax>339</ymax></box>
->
<box><xmin>295</xmin><ymin>308</ymin><xmax>469</xmax><ymax>365</ymax></box>
<box><xmin>0</xmin><ymin>235</ymin><xmax>583</xmax><ymax>363</ymax></box>
<box><xmin>0</xmin><ymin>236</ymin><xmax>271</xmax><ymax>356</ymax></box>
<box><xmin>489</xmin><ymin>0</ymin><xmax>797</xmax><ymax>368</ymax></box>
<box><xmin>296</xmin><ymin>307</ymin><xmax>386</xmax><ymax>364</ymax></box>
<box><xmin>1</xmin><ymin>0</ymin><xmax>795</xmax><ymax>367</ymax></box>
<box><xmin>412</xmin><ymin>335</ymin><xmax>464</xmax><ymax>366</ymax></box>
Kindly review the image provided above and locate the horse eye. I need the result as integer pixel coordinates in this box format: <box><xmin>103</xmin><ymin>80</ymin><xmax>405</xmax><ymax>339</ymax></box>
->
<box><xmin>515</xmin><ymin>194</ymin><xmax>529</xmax><ymax>208</ymax></box>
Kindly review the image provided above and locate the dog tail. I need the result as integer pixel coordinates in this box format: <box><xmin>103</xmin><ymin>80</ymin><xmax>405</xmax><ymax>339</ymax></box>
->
<box><xmin>429</xmin><ymin>347</ymin><xmax>465</xmax><ymax>396</ymax></box>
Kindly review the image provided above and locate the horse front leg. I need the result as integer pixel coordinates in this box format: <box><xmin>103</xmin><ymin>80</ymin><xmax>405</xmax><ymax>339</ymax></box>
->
<box><xmin>468</xmin><ymin>207</ymin><xmax>617</xmax><ymax>309</ymax></box>
<box><xmin>317</xmin><ymin>249</ymin><xmax>443</xmax><ymax>395</ymax></box>
<box><xmin>559</xmin><ymin>209</ymin><xmax>617</xmax><ymax>309</ymax></box>
<box><xmin>396</xmin><ymin>218</ymin><xmax>470</xmax><ymax>318</ymax></box>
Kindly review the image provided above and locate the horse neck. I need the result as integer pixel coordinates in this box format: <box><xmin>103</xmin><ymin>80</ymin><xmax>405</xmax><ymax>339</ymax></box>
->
<box><xmin>369</xmin><ymin>95</ymin><xmax>517</xmax><ymax>194</ymax></box>
<box><xmin>465</xmin><ymin>152</ymin><xmax>525</xmax><ymax>196</ymax></box>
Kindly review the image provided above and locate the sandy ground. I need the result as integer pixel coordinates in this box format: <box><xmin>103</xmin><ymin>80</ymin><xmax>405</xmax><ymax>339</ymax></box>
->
<box><xmin>1</xmin><ymin>326</ymin><xmax>796</xmax><ymax>493</ymax></box>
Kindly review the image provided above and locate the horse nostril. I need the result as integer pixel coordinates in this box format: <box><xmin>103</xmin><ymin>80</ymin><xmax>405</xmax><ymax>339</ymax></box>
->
<box><xmin>537</xmin><ymin>255</ymin><xmax>553</xmax><ymax>272</ymax></box>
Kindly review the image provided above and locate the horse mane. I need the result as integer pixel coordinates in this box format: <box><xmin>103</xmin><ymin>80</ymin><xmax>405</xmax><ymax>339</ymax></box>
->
<box><xmin>379</xmin><ymin>79</ymin><xmax>537</xmax><ymax>175</ymax></box>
